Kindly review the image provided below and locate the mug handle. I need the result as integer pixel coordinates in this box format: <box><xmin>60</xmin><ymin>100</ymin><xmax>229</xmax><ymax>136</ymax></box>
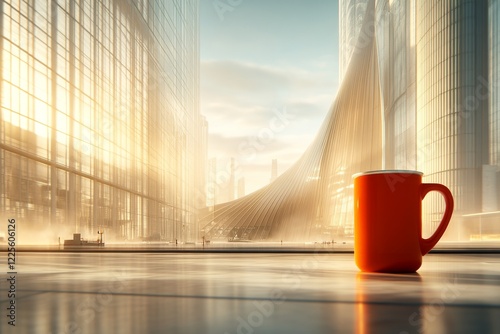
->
<box><xmin>419</xmin><ymin>183</ymin><xmax>454</xmax><ymax>255</ymax></box>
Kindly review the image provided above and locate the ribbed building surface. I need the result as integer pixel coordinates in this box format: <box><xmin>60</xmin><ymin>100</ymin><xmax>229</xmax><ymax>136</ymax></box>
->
<box><xmin>0</xmin><ymin>0</ymin><xmax>203</xmax><ymax>242</ymax></box>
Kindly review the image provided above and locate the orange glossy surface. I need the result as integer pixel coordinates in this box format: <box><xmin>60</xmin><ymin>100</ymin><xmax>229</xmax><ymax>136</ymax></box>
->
<box><xmin>354</xmin><ymin>171</ymin><xmax>454</xmax><ymax>272</ymax></box>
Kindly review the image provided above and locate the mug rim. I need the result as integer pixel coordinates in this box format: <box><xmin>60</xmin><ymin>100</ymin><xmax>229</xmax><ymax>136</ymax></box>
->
<box><xmin>352</xmin><ymin>170</ymin><xmax>423</xmax><ymax>179</ymax></box>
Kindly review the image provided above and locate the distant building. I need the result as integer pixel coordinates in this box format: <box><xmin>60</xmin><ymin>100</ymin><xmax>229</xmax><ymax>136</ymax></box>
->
<box><xmin>237</xmin><ymin>177</ymin><xmax>246</xmax><ymax>198</ymax></box>
<box><xmin>228</xmin><ymin>158</ymin><xmax>236</xmax><ymax>201</ymax></box>
<box><xmin>270</xmin><ymin>159</ymin><xmax>278</xmax><ymax>183</ymax></box>
<box><xmin>208</xmin><ymin>157</ymin><xmax>238</xmax><ymax>205</ymax></box>
<box><xmin>207</xmin><ymin>158</ymin><xmax>217</xmax><ymax>207</ymax></box>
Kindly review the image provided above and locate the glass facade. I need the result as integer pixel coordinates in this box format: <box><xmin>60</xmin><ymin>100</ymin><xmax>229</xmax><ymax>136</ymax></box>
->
<box><xmin>339</xmin><ymin>0</ymin><xmax>497</xmax><ymax>240</ymax></box>
<box><xmin>416</xmin><ymin>0</ymin><xmax>489</xmax><ymax>238</ymax></box>
<box><xmin>490</xmin><ymin>0</ymin><xmax>500</xmax><ymax>167</ymax></box>
<box><xmin>0</xmin><ymin>0</ymin><xmax>204</xmax><ymax>243</ymax></box>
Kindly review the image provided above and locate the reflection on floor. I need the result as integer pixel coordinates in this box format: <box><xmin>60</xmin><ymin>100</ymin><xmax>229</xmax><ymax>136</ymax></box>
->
<box><xmin>0</xmin><ymin>252</ymin><xmax>499</xmax><ymax>333</ymax></box>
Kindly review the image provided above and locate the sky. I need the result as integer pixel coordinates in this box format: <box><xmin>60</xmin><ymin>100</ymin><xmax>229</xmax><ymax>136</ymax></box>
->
<box><xmin>200</xmin><ymin>0</ymin><xmax>340</xmax><ymax>195</ymax></box>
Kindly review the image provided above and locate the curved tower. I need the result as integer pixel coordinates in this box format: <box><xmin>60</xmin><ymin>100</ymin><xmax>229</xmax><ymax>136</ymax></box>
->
<box><xmin>200</xmin><ymin>0</ymin><xmax>382</xmax><ymax>241</ymax></box>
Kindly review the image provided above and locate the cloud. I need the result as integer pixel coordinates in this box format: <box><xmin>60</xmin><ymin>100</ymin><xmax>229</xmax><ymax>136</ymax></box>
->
<box><xmin>201</xmin><ymin>59</ymin><xmax>338</xmax><ymax>193</ymax></box>
<box><xmin>202</xmin><ymin>60</ymin><xmax>336</xmax><ymax>102</ymax></box>
<box><xmin>203</xmin><ymin>61</ymin><xmax>292</xmax><ymax>93</ymax></box>
<box><xmin>201</xmin><ymin>60</ymin><xmax>335</xmax><ymax>128</ymax></box>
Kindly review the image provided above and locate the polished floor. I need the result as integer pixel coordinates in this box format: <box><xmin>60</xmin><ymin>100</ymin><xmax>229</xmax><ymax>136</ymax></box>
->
<box><xmin>1</xmin><ymin>251</ymin><xmax>499</xmax><ymax>333</ymax></box>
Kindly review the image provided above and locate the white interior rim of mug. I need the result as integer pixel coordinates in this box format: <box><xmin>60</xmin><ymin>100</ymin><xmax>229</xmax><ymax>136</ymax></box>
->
<box><xmin>352</xmin><ymin>170</ymin><xmax>423</xmax><ymax>179</ymax></box>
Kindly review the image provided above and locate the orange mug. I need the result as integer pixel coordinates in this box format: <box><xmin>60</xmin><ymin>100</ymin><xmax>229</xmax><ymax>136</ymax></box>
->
<box><xmin>353</xmin><ymin>170</ymin><xmax>454</xmax><ymax>273</ymax></box>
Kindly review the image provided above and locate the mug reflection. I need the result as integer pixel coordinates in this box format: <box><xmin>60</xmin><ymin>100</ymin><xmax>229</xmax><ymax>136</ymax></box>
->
<box><xmin>355</xmin><ymin>272</ymin><xmax>424</xmax><ymax>334</ymax></box>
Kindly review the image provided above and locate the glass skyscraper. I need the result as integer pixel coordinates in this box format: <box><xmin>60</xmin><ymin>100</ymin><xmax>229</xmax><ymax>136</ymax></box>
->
<box><xmin>340</xmin><ymin>0</ymin><xmax>499</xmax><ymax>239</ymax></box>
<box><xmin>0</xmin><ymin>0</ymin><xmax>204</xmax><ymax>243</ymax></box>
<box><xmin>490</xmin><ymin>0</ymin><xmax>500</xmax><ymax>167</ymax></box>
<box><xmin>416</xmin><ymin>0</ymin><xmax>489</xmax><ymax>238</ymax></box>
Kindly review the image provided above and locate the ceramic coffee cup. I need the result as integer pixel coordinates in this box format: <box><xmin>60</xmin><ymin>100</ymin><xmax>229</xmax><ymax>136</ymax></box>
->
<box><xmin>353</xmin><ymin>170</ymin><xmax>454</xmax><ymax>272</ymax></box>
